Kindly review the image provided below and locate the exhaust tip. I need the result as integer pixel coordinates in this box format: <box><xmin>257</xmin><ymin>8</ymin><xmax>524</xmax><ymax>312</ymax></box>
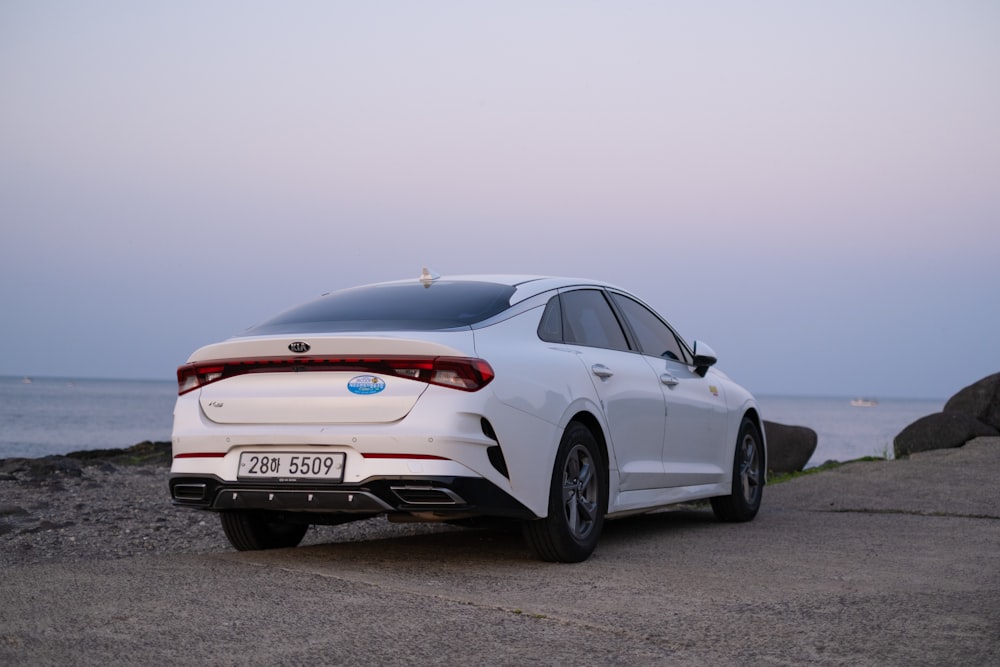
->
<box><xmin>172</xmin><ymin>483</ymin><xmax>208</xmax><ymax>501</ymax></box>
<box><xmin>390</xmin><ymin>486</ymin><xmax>466</xmax><ymax>506</ymax></box>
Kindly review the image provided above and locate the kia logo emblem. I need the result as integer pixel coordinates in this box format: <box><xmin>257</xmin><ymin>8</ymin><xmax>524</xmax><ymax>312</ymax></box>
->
<box><xmin>288</xmin><ymin>341</ymin><xmax>311</xmax><ymax>354</ymax></box>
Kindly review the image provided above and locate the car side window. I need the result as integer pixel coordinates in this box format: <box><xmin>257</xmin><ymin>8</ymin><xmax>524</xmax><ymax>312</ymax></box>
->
<box><xmin>560</xmin><ymin>289</ymin><xmax>630</xmax><ymax>352</ymax></box>
<box><xmin>609</xmin><ymin>292</ymin><xmax>688</xmax><ymax>363</ymax></box>
<box><xmin>537</xmin><ymin>294</ymin><xmax>563</xmax><ymax>343</ymax></box>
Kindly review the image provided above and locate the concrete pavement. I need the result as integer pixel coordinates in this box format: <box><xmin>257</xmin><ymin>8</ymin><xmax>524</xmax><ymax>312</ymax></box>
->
<box><xmin>2</xmin><ymin>438</ymin><xmax>998</xmax><ymax>666</ymax></box>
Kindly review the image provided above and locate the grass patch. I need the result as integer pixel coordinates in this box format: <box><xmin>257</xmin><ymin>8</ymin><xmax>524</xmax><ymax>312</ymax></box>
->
<box><xmin>768</xmin><ymin>456</ymin><xmax>887</xmax><ymax>484</ymax></box>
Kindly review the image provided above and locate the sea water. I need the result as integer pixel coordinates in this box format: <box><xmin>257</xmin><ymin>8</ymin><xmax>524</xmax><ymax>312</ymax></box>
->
<box><xmin>0</xmin><ymin>375</ymin><xmax>944</xmax><ymax>465</ymax></box>
<box><xmin>0</xmin><ymin>376</ymin><xmax>176</xmax><ymax>458</ymax></box>
<box><xmin>757</xmin><ymin>395</ymin><xmax>944</xmax><ymax>467</ymax></box>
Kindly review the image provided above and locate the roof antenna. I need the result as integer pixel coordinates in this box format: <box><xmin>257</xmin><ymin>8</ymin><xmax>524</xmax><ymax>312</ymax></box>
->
<box><xmin>419</xmin><ymin>267</ymin><xmax>440</xmax><ymax>285</ymax></box>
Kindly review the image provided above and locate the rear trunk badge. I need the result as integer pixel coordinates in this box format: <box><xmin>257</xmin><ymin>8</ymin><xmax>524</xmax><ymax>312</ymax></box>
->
<box><xmin>288</xmin><ymin>341</ymin><xmax>310</xmax><ymax>353</ymax></box>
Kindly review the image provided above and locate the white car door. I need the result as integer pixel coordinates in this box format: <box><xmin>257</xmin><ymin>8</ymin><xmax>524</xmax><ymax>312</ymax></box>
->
<box><xmin>650</xmin><ymin>357</ymin><xmax>729</xmax><ymax>487</ymax></box>
<box><xmin>608</xmin><ymin>292</ymin><xmax>729</xmax><ymax>488</ymax></box>
<box><xmin>557</xmin><ymin>289</ymin><xmax>669</xmax><ymax>491</ymax></box>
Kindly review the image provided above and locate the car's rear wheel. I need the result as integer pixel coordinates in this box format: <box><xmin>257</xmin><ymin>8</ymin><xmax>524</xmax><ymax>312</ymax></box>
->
<box><xmin>522</xmin><ymin>422</ymin><xmax>606</xmax><ymax>563</ymax></box>
<box><xmin>219</xmin><ymin>510</ymin><xmax>309</xmax><ymax>551</ymax></box>
<box><xmin>711</xmin><ymin>417</ymin><xmax>764</xmax><ymax>522</ymax></box>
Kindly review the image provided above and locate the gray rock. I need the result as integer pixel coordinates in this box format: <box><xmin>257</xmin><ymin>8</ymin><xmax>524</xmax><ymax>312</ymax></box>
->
<box><xmin>0</xmin><ymin>456</ymin><xmax>83</xmax><ymax>478</ymax></box>
<box><xmin>0</xmin><ymin>441</ymin><xmax>172</xmax><ymax>479</ymax></box>
<box><xmin>893</xmin><ymin>411</ymin><xmax>999</xmax><ymax>457</ymax></box>
<box><xmin>763</xmin><ymin>420</ymin><xmax>817</xmax><ymax>473</ymax></box>
<box><xmin>944</xmin><ymin>372</ymin><xmax>1000</xmax><ymax>431</ymax></box>
<box><xmin>0</xmin><ymin>504</ymin><xmax>28</xmax><ymax>517</ymax></box>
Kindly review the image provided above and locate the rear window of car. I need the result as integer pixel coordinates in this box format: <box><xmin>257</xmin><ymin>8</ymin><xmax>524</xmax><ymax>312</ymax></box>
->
<box><xmin>240</xmin><ymin>281</ymin><xmax>517</xmax><ymax>335</ymax></box>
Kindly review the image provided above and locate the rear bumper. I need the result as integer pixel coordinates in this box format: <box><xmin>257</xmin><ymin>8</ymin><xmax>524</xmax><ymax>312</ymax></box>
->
<box><xmin>169</xmin><ymin>474</ymin><xmax>537</xmax><ymax>522</ymax></box>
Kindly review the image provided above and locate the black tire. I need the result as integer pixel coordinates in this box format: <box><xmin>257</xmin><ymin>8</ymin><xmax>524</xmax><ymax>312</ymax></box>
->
<box><xmin>522</xmin><ymin>422</ymin><xmax>607</xmax><ymax>563</ymax></box>
<box><xmin>219</xmin><ymin>510</ymin><xmax>309</xmax><ymax>551</ymax></box>
<box><xmin>711</xmin><ymin>417</ymin><xmax>764</xmax><ymax>522</ymax></box>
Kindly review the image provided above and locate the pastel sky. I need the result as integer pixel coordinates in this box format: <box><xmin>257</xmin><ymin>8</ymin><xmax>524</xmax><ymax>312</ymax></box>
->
<box><xmin>2</xmin><ymin>1</ymin><xmax>998</xmax><ymax>399</ymax></box>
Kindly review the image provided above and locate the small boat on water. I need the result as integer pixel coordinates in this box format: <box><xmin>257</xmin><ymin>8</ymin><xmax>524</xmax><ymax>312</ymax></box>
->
<box><xmin>851</xmin><ymin>397</ymin><xmax>878</xmax><ymax>407</ymax></box>
<box><xmin>21</xmin><ymin>377</ymin><xmax>32</xmax><ymax>384</ymax></box>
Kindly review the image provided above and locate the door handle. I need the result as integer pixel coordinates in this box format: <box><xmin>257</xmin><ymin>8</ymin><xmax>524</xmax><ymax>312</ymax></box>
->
<box><xmin>591</xmin><ymin>364</ymin><xmax>613</xmax><ymax>378</ymax></box>
<box><xmin>660</xmin><ymin>373</ymin><xmax>679</xmax><ymax>387</ymax></box>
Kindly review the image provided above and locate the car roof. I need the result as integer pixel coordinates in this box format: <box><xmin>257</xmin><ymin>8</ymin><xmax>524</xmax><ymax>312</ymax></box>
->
<box><xmin>369</xmin><ymin>272</ymin><xmax>623</xmax><ymax>304</ymax></box>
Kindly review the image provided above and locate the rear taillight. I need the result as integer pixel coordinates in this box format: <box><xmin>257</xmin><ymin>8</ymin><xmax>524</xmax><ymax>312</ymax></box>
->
<box><xmin>425</xmin><ymin>358</ymin><xmax>495</xmax><ymax>391</ymax></box>
<box><xmin>177</xmin><ymin>365</ymin><xmax>224</xmax><ymax>395</ymax></box>
<box><xmin>176</xmin><ymin>356</ymin><xmax>495</xmax><ymax>395</ymax></box>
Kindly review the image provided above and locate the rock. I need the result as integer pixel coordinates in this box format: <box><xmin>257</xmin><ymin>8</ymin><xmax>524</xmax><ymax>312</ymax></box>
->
<box><xmin>0</xmin><ymin>441</ymin><xmax>173</xmax><ymax>479</ymax></box>
<box><xmin>893</xmin><ymin>412</ymin><xmax>999</xmax><ymax>457</ymax></box>
<box><xmin>892</xmin><ymin>372</ymin><xmax>1000</xmax><ymax>456</ymax></box>
<box><xmin>0</xmin><ymin>456</ymin><xmax>83</xmax><ymax>478</ymax></box>
<box><xmin>66</xmin><ymin>440</ymin><xmax>172</xmax><ymax>467</ymax></box>
<box><xmin>0</xmin><ymin>459</ymin><xmax>29</xmax><ymax>475</ymax></box>
<box><xmin>943</xmin><ymin>372</ymin><xmax>1000</xmax><ymax>431</ymax></box>
<box><xmin>763</xmin><ymin>420</ymin><xmax>817</xmax><ymax>473</ymax></box>
<box><xmin>0</xmin><ymin>504</ymin><xmax>28</xmax><ymax>517</ymax></box>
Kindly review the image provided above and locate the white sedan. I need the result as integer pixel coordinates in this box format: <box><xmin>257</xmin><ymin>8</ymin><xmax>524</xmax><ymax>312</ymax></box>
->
<box><xmin>170</xmin><ymin>271</ymin><xmax>765</xmax><ymax>562</ymax></box>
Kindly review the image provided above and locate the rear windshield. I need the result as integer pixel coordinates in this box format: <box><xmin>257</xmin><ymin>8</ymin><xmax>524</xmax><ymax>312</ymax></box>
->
<box><xmin>240</xmin><ymin>281</ymin><xmax>517</xmax><ymax>335</ymax></box>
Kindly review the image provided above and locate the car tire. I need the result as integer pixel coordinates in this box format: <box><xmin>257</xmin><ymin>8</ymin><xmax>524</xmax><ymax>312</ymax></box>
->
<box><xmin>522</xmin><ymin>422</ymin><xmax>607</xmax><ymax>563</ymax></box>
<box><xmin>711</xmin><ymin>417</ymin><xmax>764</xmax><ymax>522</ymax></box>
<box><xmin>219</xmin><ymin>510</ymin><xmax>309</xmax><ymax>551</ymax></box>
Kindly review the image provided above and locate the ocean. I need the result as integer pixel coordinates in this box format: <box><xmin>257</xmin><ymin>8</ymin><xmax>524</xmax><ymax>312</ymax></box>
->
<box><xmin>0</xmin><ymin>376</ymin><xmax>176</xmax><ymax>459</ymax></box>
<box><xmin>757</xmin><ymin>395</ymin><xmax>944</xmax><ymax>467</ymax></box>
<box><xmin>0</xmin><ymin>375</ymin><xmax>944</xmax><ymax>465</ymax></box>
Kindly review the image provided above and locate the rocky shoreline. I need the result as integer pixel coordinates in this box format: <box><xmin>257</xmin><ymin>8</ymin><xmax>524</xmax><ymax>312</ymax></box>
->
<box><xmin>0</xmin><ymin>441</ymin><xmax>455</xmax><ymax>567</ymax></box>
<box><xmin>0</xmin><ymin>442</ymin><xmax>223</xmax><ymax>566</ymax></box>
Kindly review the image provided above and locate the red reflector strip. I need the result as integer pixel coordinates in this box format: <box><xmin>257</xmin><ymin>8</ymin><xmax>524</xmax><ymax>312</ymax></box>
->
<box><xmin>361</xmin><ymin>453</ymin><xmax>449</xmax><ymax>461</ymax></box>
<box><xmin>173</xmin><ymin>452</ymin><xmax>226</xmax><ymax>459</ymax></box>
<box><xmin>176</xmin><ymin>355</ymin><xmax>494</xmax><ymax>395</ymax></box>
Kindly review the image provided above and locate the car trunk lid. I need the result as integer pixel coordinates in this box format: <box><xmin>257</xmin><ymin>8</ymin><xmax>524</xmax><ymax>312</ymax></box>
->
<box><xmin>184</xmin><ymin>333</ymin><xmax>477</xmax><ymax>426</ymax></box>
<box><xmin>198</xmin><ymin>371</ymin><xmax>425</xmax><ymax>424</ymax></box>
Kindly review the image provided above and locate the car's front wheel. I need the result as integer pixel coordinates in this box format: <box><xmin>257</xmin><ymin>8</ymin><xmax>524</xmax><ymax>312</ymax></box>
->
<box><xmin>219</xmin><ymin>510</ymin><xmax>309</xmax><ymax>551</ymax></box>
<box><xmin>711</xmin><ymin>417</ymin><xmax>764</xmax><ymax>522</ymax></box>
<box><xmin>522</xmin><ymin>422</ymin><xmax>607</xmax><ymax>563</ymax></box>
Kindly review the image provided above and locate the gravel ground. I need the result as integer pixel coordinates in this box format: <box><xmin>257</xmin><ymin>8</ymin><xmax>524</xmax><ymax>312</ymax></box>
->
<box><xmin>0</xmin><ymin>453</ymin><xmax>459</xmax><ymax>567</ymax></box>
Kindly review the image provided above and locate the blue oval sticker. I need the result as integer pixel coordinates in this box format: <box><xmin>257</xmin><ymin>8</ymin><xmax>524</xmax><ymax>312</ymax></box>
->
<box><xmin>347</xmin><ymin>375</ymin><xmax>386</xmax><ymax>395</ymax></box>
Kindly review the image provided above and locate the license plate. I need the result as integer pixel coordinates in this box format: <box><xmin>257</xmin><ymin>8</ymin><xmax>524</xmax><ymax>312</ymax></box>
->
<box><xmin>238</xmin><ymin>452</ymin><xmax>346</xmax><ymax>481</ymax></box>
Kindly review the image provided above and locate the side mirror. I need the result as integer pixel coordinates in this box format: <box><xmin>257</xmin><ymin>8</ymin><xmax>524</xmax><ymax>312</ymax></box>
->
<box><xmin>691</xmin><ymin>340</ymin><xmax>718</xmax><ymax>377</ymax></box>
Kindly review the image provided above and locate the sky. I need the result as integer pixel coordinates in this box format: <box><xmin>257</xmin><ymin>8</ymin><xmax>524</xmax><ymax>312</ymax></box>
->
<box><xmin>1</xmin><ymin>1</ymin><xmax>998</xmax><ymax>400</ymax></box>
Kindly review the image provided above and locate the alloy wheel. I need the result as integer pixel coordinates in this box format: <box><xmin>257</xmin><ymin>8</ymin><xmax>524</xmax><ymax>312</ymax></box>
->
<box><xmin>739</xmin><ymin>433</ymin><xmax>761</xmax><ymax>506</ymax></box>
<box><xmin>562</xmin><ymin>444</ymin><xmax>599</xmax><ymax>540</ymax></box>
